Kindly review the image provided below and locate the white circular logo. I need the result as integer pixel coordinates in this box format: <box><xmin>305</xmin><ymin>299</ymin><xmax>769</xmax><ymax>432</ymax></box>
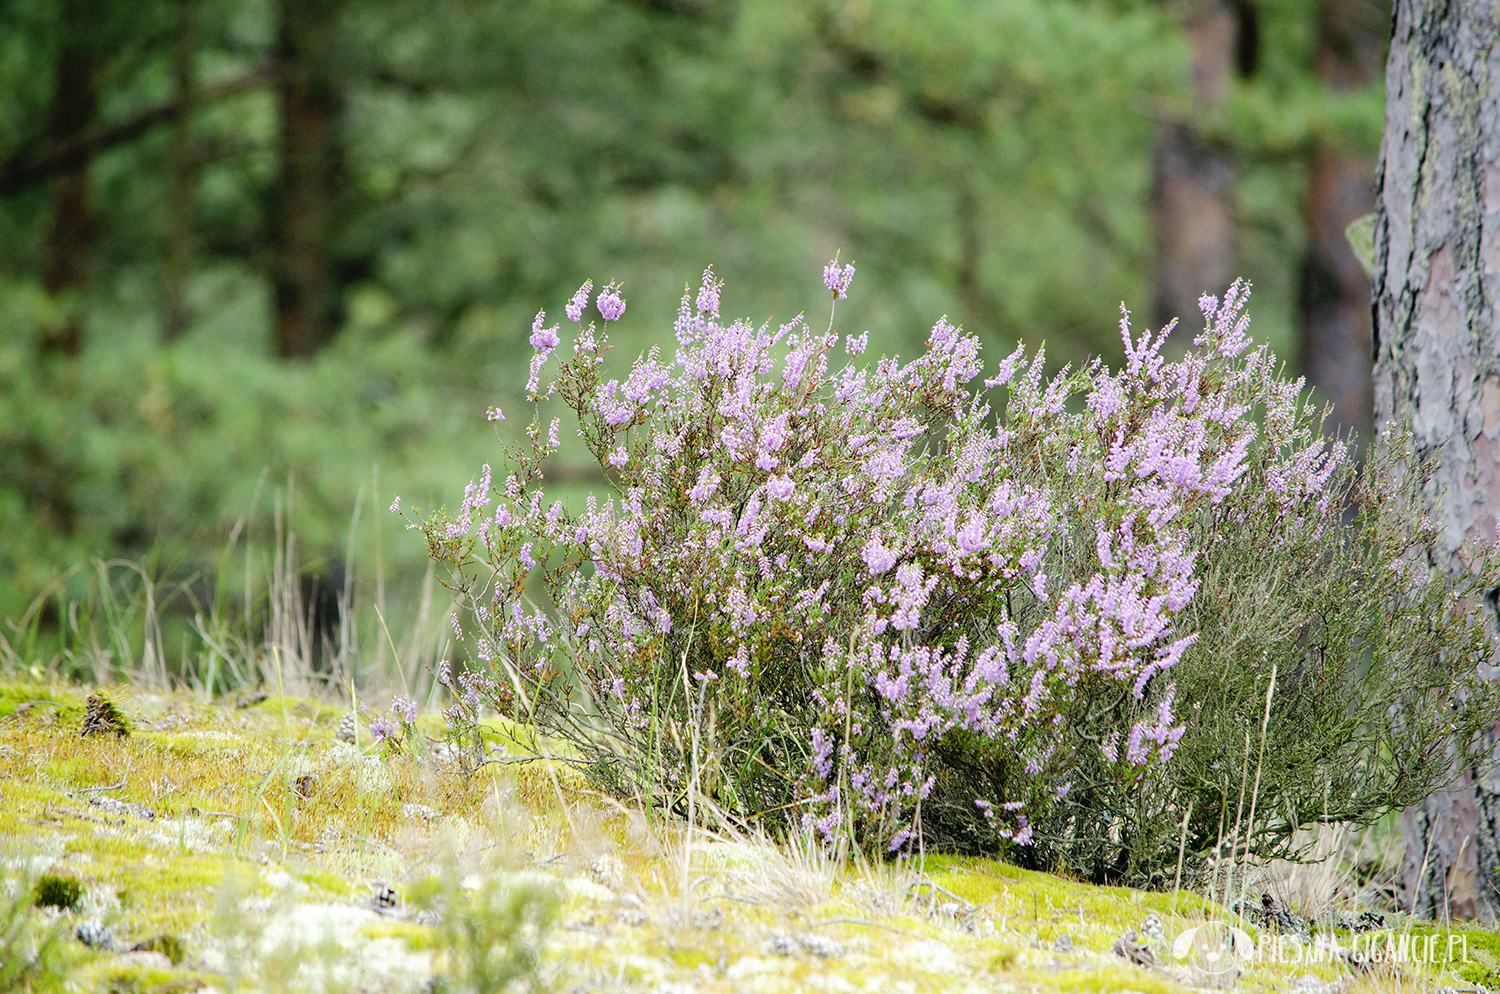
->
<box><xmin>1172</xmin><ymin>921</ymin><xmax>1257</xmax><ymax>978</ymax></box>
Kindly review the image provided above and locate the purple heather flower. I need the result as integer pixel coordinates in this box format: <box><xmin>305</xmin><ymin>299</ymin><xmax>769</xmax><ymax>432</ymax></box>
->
<box><xmin>566</xmin><ymin>281</ymin><xmax>593</xmax><ymax>323</ymax></box>
<box><xmin>597</xmin><ymin>283</ymin><xmax>626</xmax><ymax>322</ymax></box>
<box><xmin>486</xmin><ymin>406</ymin><xmax>505</xmax><ymax>422</ymax></box>
<box><xmin>862</xmin><ymin>535</ymin><xmax>898</xmax><ymax>575</ymax></box>
<box><xmin>687</xmin><ymin>468</ymin><xmax>720</xmax><ymax>505</ymax></box>
<box><xmin>526</xmin><ymin>353</ymin><xmax>548</xmax><ymax>396</ymax></box>
<box><xmin>370</xmin><ymin>715</ymin><xmax>399</xmax><ymax>745</ymax></box>
<box><xmin>389</xmin><ymin>497</ymin><xmax>401</xmax><ymax>514</ymax></box>
<box><xmin>530</xmin><ymin>311</ymin><xmax>560</xmax><ymax>352</ymax></box>
<box><xmin>823</xmin><ymin>259</ymin><xmax>855</xmax><ymax>299</ymax></box>
<box><xmin>696</xmin><ymin>267</ymin><xmax>722</xmax><ymax>316</ymax></box>
<box><xmin>767</xmin><ymin>474</ymin><xmax>796</xmax><ymax>500</ymax></box>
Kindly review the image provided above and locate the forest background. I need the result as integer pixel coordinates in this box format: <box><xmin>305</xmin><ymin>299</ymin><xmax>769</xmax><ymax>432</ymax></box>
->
<box><xmin>0</xmin><ymin>0</ymin><xmax>1386</xmax><ymax>682</ymax></box>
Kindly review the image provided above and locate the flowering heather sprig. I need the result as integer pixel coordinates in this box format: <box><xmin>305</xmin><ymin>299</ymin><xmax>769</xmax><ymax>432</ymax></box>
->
<box><xmin>370</xmin><ymin>714</ymin><xmax>400</xmax><ymax>746</ymax></box>
<box><xmin>529</xmin><ymin>312</ymin><xmax>560</xmax><ymax>352</ymax></box>
<box><xmin>418</xmin><ymin>262</ymin><xmax>1492</xmax><ymax>862</ymax></box>
<box><xmin>596</xmin><ymin>283</ymin><xmax>626</xmax><ymax>322</ymax></box>
<box><xmin>823</xmin><ymin>258</ymin><xmax>855</xmax><ymax>299</ymax></box>
<box><xmin>369</xmin><ymin>695</ymin><xmax>421</xmax><ymax>748</ymax></box>
<box><xmin>565</xmin><ymin>281</ymin><xmax>592</xmax><ymax>323</ymax></box>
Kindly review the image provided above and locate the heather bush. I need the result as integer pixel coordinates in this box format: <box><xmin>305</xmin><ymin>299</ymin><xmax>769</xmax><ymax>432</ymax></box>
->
<box><xmin>411</xmin><ymin>265</ymin><xmax>1500</xmax><ymax>883</ymax></box>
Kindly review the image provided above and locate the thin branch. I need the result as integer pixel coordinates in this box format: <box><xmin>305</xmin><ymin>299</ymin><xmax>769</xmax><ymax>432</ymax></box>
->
<box><xmin>0</xmin><ymin>61</ymin><xmax>277</xmax><ymax>195</ymax></box>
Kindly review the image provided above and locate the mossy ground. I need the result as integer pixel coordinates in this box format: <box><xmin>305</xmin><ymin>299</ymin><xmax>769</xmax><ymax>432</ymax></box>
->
<box><xmin>0</xmin><ymin>678</ymin><xmax>1484</xmax><ymax>993</ymax></box>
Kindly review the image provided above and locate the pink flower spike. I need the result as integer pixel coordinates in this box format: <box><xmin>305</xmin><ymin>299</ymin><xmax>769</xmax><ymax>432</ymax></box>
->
<box><xmin>823</xmin><ymin>258</ymin><xmax>855</xmax><ymax>299</ymax></box>
<box><xmin>597</xmin><ymin>282</ymin><xmax>626</xmax><ymax>322</ymax></box>
<box><xmin>529</xmin><ymin>311</ymin><xmax>560</xmax><ymax>352</ymax></box>
<box><xmin>696</xmin><ymin>267</ymin><xmax>722</xmax><ymax>316</ymax></box>
<box><xmin>486</xmin><ymin>406</ymin><xmax>505</xmax><ymax>422</ymax></box>
<box><xmin>566</xmin><ymin>281</ymin><xmax>593</xmax><ymax>323</ymax></box>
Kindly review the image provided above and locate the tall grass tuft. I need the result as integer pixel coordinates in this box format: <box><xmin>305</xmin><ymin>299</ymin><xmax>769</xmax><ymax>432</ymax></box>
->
<box><xmin>0</xmin><ymin>482</ymin><xmax>454</xmax><ymax>709</ymax></box>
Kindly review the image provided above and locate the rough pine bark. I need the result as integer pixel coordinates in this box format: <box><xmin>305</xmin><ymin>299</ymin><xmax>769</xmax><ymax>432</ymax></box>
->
<box><xmin>1297</xmin><ymin>0</ymin><xmax>1386</xmax><ymax>442</ymax></box>
<box><xmin>272</xmin><ymin>0</ymin><xmax>345</xmax><ymax>359</ymax></box>
<box><xmin>1371</xmin><ymin>0</ymin><xmax>1500</xmax><ymax>922</ymax></box>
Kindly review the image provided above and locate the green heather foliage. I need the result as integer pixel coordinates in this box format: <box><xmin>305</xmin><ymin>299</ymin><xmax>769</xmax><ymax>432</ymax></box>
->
<box><xmin>417</xmin><ymin>269</ymin><xmax>1500</xmax><ymax>884</ymax></box>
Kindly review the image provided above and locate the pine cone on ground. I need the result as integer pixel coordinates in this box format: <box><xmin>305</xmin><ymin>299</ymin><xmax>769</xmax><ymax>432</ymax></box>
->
<box><xmin>335</xmin><ymin>711</ymin><xmax>359</xmax><ymax>744</ymax></box>
<box><xmin>80</xmin><ymin>693</ymin><xmax>129</xmax><ymax>738</ymax></box>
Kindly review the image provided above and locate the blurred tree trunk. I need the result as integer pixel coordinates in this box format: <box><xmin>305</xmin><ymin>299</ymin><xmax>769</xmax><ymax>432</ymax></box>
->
<box><xmin>1371</xmin><ymin>0</ymin><xmax>1500</xmax><ymax>922</ymax></box>
<box><xmin>1296</xmin><ymin>0</ymin><xmax>1385</xmax><ymax>443</ymax></box>
<box><xmin>164</xmin><ymin>0</ymin><xmax>198</xmax><ymax>342</ymax></box>
<box><xmin>40</xmin><ymin>3</ymin><xmax>99</xmax><ymax>360</ymax></box>
<box><xmin>272</xmin><ymin>0</ymin><xmax>345</xmax><ymax>359</ymax></box>
<box><xmin>1152</xmin><ymin>1</ymin><xmax>1237</xmax><ymax>332</ymax></box>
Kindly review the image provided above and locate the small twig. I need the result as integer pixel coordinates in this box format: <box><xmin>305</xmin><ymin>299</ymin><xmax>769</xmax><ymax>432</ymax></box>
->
<box><xmin>908</xmin><ymin>878</ymin><xmax>977</xmax><ymax>912</ymax></box>
<box><xmin>10</xmin><ymin>700</ymin><xmax>63</xmax><ymax>716</ymax></box>
<box><xmin>50</xmin><ymin>805</ymin><xmax>112</xmax><ymax>826</ymax></box>
<box><xmin>1172</xmin><ymin>797</ymin><xmax>1195</xmax><ymax>907</ymax></box>
<box><xmin>701</xmin><ymin>893</ymin><xmax>766</xmax><ymax>907</ymax></box>
<box><xmin>79</xmin><ymin>777</ymin><xmax>128</xmax><ymax>794</ymax></box>
<box><xmin>473</xmin><ymin>753</ymin><xmax>598</xmax><ymax>769</ymax></box>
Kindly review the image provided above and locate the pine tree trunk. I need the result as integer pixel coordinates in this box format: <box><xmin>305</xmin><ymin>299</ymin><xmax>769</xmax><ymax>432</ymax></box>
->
<box><xmin>1152</xmin><ymin>1</ymin><xmax>1237</xmax><ymax>331</ymax></box>
<box><xmin>272</xmin><ymin>0</ymin><xmax>344</xmax><ymax>359</ymax></box>
<box><xmin>164</xmin><ymin>0</ymin><xmax>198</xmax><ymax>343</ymax></box>
<box><xmin>40</xmin><ymin>5</ymin><xmax>98</xmax><ymax>360</ymax></box>
<box><xmin>1371</xmin><ymin>0</ymin><xmax>1500</xmax><ymax>922</ymax></box>
<box><xmin>1297</xmin><ymin>0</ymin><xmax>1386</xmax><ymax>442</ymax></box>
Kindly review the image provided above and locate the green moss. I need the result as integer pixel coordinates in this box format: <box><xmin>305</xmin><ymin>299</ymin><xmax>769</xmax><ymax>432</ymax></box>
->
<box><xmin>359</xmin><ymin>921</ymin><xmax>440</xmax><ymax>950</ymax></box>
<box><xmin>130</xmin><ymin>934</ymin><xmax>187</xmax><ymax>966</ymax></box>
<box><xmin>145</xmin><ymin>731</ymin><xmax>248</xmax><ymax>759</ymax></box>
<box><xmin>83</xmin><ymin>961</ymin><xmax>209</xmax><ymax>994</ymax></box>
<box><xmin>253</xmin><ymin>696</ymin><xmax>342</xmax><ymax>726</ymax></box>
<box><xmin>32</xmin><ymin>873</ymin><xmax>84</xmax><ymax>910</ymax></box>
<box><xmin>0</xmin><ymin>685</ymin><xmax>83</xmax><ymax>721</ymax></box>
<box><xmin>983</xmin><ymin>946</ymin><xmax>1019</xmax><ymax>970</ymax></box>
<box><xmin>1039</xmin><ymin>965</ymin><xmax>1183</xmax><ymax>994</ymax></box>
<box><xmin>1401</xmin><ymin>925</ymin><xmax>1500</xmax><ymax>987</ymax></box>
<box><xmin>297</xmin><ymin>870</ymin><xmax>352</xmax><ymax>897</ymax></box>
<box><xmin>917</xmin><ymin>854</ymin><xmax>1217</xmax><ymax>951</ymax></box>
